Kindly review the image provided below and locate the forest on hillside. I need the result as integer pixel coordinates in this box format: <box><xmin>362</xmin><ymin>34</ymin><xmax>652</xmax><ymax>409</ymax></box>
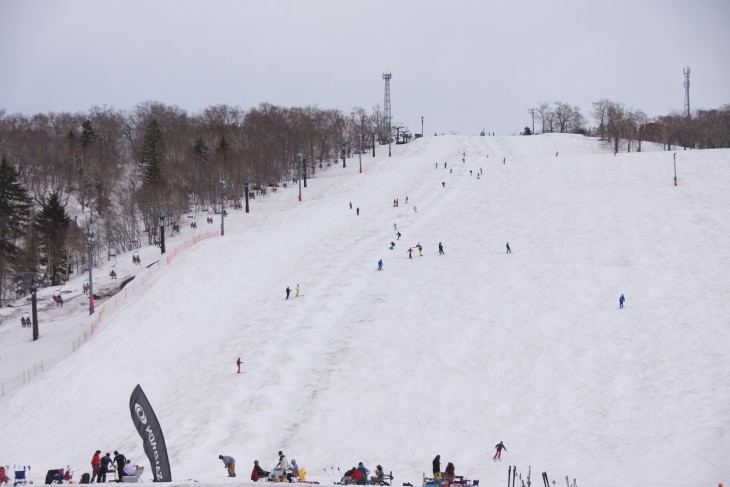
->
<box><xmin>1</xmin><ymin>98</ymin><xmax>728</xmax><ymax>301</ymax></box>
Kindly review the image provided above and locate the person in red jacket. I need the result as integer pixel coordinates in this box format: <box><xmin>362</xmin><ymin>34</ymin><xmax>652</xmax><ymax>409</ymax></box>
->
<box><xmin>91</xmin><ymin>450</ymin><xmax>101</xmax><ymax>483</ymax></box>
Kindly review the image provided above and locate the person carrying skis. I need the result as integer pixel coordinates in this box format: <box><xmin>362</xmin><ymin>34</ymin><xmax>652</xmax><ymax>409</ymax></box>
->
<box><xmin>237</xmin><ymin>357</ymin><xmax>242</xmax><ymax>373</ymax></box>
<box><xmin>407</xmin><ymin>247</ymin><xmax>414</xmax><ymax>259</ymax></box>
<box><xmin>438</xmin><ymin>242</ymin><xmax>444</xmax><ymax>255</ymax></box>
<box><xmin>619</xmin><ymin>294</ymin><xmax>625</xmax><ymax>308</ymax></box>
<box><xmin>286</xmin><ymin>286</ymin><xmax>291</xmax><ymax>300</ymax></box>
<box><xmin>219</xmin><ymin>455</ymin><xmax>236</xmax><ymax>477</ymax></box>
<box><xmin>432</xmin><ymin>455</ymin><xmax>442</xmax><ymax>487</ymax></box>
<box><xmin>389</xmin><ymin>241</ymin><xmax>395</xmax><ymax>250</ymax></box>
<box><xmin>493</xmin><ymin>441</ymin><xmax>507</xmax><ymax>460</ymax></box>
<box><xmin>378</xmin><ymin>259</ymin><xmax>383</xmax><ymax>271</ymax></box>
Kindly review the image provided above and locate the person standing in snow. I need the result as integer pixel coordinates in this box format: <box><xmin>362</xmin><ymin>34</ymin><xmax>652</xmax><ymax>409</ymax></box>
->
<box><xmin>506</xmin><ymin>242</ymin><xmax>511</xmax><ymax>254</ymax></box>
<box><xmin>99</xmin><ymin>453</ymin><xmax>113</xmax><ymax>483</ymax></box>
<box><xmin>356</xmin><ymin>207</ymin><xmax>360</xmax><ymax>216</ymax></box>
<box><xmin>416</xmin><ymin>243</ymin><xmax>423</xmax><ymax>256</ymax></box>
<box><xmin>219</xmin><ymin>455</ymin><xmax>236</xmax><ymax>477</ymax></box>
<box><xmin>442</xmin><ymin>182</ymin><xmax>445</xmax><ymax>188</ymax></box>
<box><xmin>236</xmin><ymin>357</ymin><xmax>242</xmax><ymax>374</ymax></box>
<box><xmin>619</xmin><ymin>294</ymin><xmax>625</xmax><ymax>308</ymax></box>
<box><xmin>113</xmin><ymin>451</ymin><xmax>126</xmax><ymax>482</ymax></box>
<box><xmin>295</xmin><ymin>284</ymin><xmax>300</xmax><ymax>297</ymax></box>
<box><xmin>444</xmin><ymin>462</ymin><xmax>455</xmax><ymax>487</ymax></box>
<box><xmin>91</xmin><ymin>450</ymin><xmax>101</xmax><ymax>483</ymax></box>
<box><xmin>349</xmin><ymin>201</ymin><xmax>353</xmax><ymax>209</ymax></box>
<box><xmin>276</xmin><ymin>451</ymin><xmax>289</xmax><ymax>479</ymax></box>
<box><xmin>438</xmin><ymin>242</ymin><xmax>444</xmax><ymax>255</ymax></box>
<box><xmin>378</xmin><ymin>259</ymin><xmax>383</xmax><ymax>271</ymax></box>
<box><xmin>414</xmin><ymin>206</ymin><xmax>418</xmax><ymax>213</ymax></box>
<box><xmin>432</xmin><ymin>455</ymin><xmax>442</xmax><ymax>487</ymax></box>
<box><xmin>407</xmin><ymin>247</ymin><xmax>414</xmax><ymax>259</ymax></box>
<box><xmin>396</xmin><ymin>231</ymin><xmax>401</xmax><ymax>240</ymax></box>
<box><xmin>286</xmin><ymin>286</ymin><xmax>291</xmax><ymax>300</ymax></box>
<box><xmin>405</xmin><ymin>196</ymin><xmax>409</xmax><ymax>204</ymax></box>
<box><xmin>493</xmin><ymin>441</ymin><xmax>507</xmax><ymax>460</ymax></box>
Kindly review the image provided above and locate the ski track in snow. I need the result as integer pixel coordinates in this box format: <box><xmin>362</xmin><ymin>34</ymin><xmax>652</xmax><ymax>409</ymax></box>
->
<box><xmin>1</xmin><ymin>134</ymin><xmax>729</xmax><ymax>487</ymax></box>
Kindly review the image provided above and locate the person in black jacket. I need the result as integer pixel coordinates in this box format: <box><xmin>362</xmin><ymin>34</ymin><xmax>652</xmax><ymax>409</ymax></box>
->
<box><xmin>99</xmin><ymin>453</ymin><xmax>113</xmax><ymax>482</ymax></box>
<box><xmin>493</xmin><ymin>441</ymin><xmax>507</xmax><ymax>460</ymax></box>
<box><xmin>113</xmin><ymin>451</ymin><xmax>126</xmax><ymax>482</ymax></box>
<box><xmin>251</xmin><ymin>460</ymin><xmax>269</xmax><ymax>482</ymax></box>
<box><xmin>432</xmin><ymin>455</ymin><xmax>442</xmax><ymax>486</ymax></box>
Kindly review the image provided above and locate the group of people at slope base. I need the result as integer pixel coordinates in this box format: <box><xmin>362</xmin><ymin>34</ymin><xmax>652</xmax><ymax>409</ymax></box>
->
<box><xmin>221</xmin><ymin>451</ymin><xmax>311</xmax><ymax>483</ymax></box>
<box><xmin>340</xmin><ymin>462</ymin><xmax>390</xmax><ymax>485</ymax></box>
<box><xmin>89</xmin><ymin>450</ymin><xmax>138</xmax><ymax>483</ymax></box>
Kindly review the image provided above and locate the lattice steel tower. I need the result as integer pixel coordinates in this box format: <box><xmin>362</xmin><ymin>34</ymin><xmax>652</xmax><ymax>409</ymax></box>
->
<box><xmin>383</xmin><ymin>72</ymin><xmax>392</xmax><ymax>157</ymax></box>
<box><xmin>683</xmin><ymin>67</ymin><xmax>691</xmax><ymax>117</ymax></box>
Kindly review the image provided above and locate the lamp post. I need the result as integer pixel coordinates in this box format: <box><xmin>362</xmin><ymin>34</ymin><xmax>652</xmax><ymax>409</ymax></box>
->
<box><xmin>86</xmin><ymin>231</ymin><xmax>95</xmax><ymax>315</ymax></box>
<box><xmin>297</xmin><ymin>153</ymin><xmax>303</xmax><ymax>202</ymax></box>
<box><xmin>219</xmin><ymin>180</ymin><xmax>226</xmax><ymax>235</ymax></box>
<box><xmin>159</xmin><ymin>215</ymin><xmax>166</xmax><ymax>254</ymax></box>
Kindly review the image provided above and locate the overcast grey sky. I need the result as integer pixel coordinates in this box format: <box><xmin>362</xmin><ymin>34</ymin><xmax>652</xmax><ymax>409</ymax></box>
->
<box><xmin>1</xmin><ymin>0</ymin><xmax>728</xmax><ymax>135</ymax></box>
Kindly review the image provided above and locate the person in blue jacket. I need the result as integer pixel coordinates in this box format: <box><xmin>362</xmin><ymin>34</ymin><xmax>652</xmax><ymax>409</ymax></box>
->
<box><xmin>619</xmin><ymin>294</ymin><xmax>625</xmax><ymax>308</ymax></box>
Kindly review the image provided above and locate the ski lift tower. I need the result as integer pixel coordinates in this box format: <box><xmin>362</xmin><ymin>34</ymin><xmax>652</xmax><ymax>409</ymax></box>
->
<box><xmin>383</xmin><ymin>72</ymin><xmax>392</xmax><ymax>157</ymax></box>
<box><xmin>683</xmin><ymin>67</ymin><xmax>691</xmax><ymax>117</ymax></box>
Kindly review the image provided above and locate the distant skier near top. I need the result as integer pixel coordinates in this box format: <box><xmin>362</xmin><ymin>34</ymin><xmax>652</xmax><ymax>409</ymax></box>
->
<box><xmin>286</xmin><ymin>286</ymin><xmax>291</xmax><ymax>300</ymax></box>
<box><xmin>438</xmin><ymin>242</ymin><xmax>444</xmax><ymax>255</ymax></box>
<box><xmin>506</xmin><ymin>242</ymin><xmax>511</xmax><ymax>254</ymax></box>
<box><xmin>349</xmin><ymin>201</ymin><xmax>353</xmax><ymax>209</ymax></box>
<box><xmin>378</xmin><ymin>259</ymin><xmax>383</xmax><ymax>271</ymax></box>
<box><xmin>295</xmin><ymin>284</ymin><xmax>300</xmax><ymax>297</ymax></box>
<box><xmin>619</xmin><ymin>294</ymin><xmax>625</xmax><ymax>308</ymax></box>
<box><xmin>390</xmin><ymin>241</ymin><xmax>396</xmax><ymax>250</ymax></box>
<box><xmin>493</xmin><ymin>441</ymin><xmax>507</xmax><ymax>460</ymax></box>
<box><xmin>416</xmin><ymin>243</ymin><xmax>423</xmax><ymax>256</ymax></box>
<box><xmin>236</xmin><ymin>357</ymin><xmax>242</xmax><ymax>374</ymax></box>
<box><xmin>407</xmin><ymin>247</ymin><xmax>414</xmax><ymax>259</ymax></box>
<box><xmin>396</xmin><ymin>231</ymin><xmax>401</xmax><ymax>240</ymax></box>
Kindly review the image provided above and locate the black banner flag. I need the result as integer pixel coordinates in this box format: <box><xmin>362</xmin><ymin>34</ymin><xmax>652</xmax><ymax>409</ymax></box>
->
<box><xmin>129</xmin><ymin>384</ymin><xmax>172</xmax><ymax>482</ymax></box>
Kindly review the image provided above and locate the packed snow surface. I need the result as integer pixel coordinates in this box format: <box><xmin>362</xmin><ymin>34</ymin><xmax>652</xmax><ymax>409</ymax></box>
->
<box><xmin>1</xmin><ymin>134</ymin><xmax>729</xmax><ymax>487</ymax></box>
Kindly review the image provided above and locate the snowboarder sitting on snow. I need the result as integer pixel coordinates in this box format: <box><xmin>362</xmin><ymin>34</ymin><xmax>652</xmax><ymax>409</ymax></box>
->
<box><xmin>251</xmin><ymin>460</ymin><xmax>269</xmax><ymax>482</ymax></box>
<box><xmin>493</xmin><ymin>441</ymin><xmax>507</xmax><ymax>460</ymax></box>
<box><xmin>219</xmin><ymin>454</ymin><xmax>236</xmax><ymax>477</ymax></box>
<box><xmin>342</xmin><ymin>467</ymin><xmax>357</xmax><ymax>484</ymax></box>
<box><xmin>370</xmin><ymin>465</ymin><xmax>385</xmax><ymax>486</ymax></box>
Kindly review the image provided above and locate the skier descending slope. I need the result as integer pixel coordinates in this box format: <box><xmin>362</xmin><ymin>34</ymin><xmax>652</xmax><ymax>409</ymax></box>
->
<box><xmin>493</xmin><ymin>441</ymin><xmax>507</xmax><ymax>460</ymax></box>
<box><xmin>378</xmin><ymin>259</ymin><xmax>383</xmax><ymax>271</ymax></box>
<box><xmin>619</xmin><ymin>294</ymin><xmax>625</xmax><ymax>308</ymax></box>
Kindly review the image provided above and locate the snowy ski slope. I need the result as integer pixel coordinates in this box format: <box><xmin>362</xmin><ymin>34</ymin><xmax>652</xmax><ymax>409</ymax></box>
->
<box><xmin>1</xmin><ymin>134</ymin><xmax>729</xmax><ymax>487</ymax></box>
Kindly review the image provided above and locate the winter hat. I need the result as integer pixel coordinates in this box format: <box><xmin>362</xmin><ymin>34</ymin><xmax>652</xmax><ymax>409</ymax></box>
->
<box><xmin>95</xmin><ymin>450</ymin><xmax>101</xmax><ymax>454</ymax></box>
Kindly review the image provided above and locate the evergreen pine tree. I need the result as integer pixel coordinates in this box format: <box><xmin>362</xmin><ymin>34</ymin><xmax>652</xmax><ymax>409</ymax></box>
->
<box><xmin>0</xmin><ymin>158</ymin><xmax>33</xmax><ymax>298</ymax></box>
<box><xmin>34</xmin><ymin>192</ymin><xmax>72</xmax><ymax>285</ymax></box>
<box><xmin>139</xmin><ymin>119</ymin><xmax>165</xmax><ymax>186</ymax></box>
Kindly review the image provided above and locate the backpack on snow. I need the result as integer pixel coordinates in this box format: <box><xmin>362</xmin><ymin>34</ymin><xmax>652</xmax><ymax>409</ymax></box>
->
<box><xmin>80</xmin><ymin>473</ymin><xmax>91</xmax><ymax>484</ymax></box>
<box><xmin>251</xmin><ymin>468</ymin><xmax>259</xmax><ymax>482</ymax></box>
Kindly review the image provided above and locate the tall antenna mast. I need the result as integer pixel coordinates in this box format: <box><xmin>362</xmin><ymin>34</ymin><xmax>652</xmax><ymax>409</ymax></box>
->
<box><xmin>683</xmin><ymin>67</ymin><xmax>691</xmax><ymax>117</ymax></box>
<box><xmin>383</xmin><ymin>72</ymin><xmax>392</xmax><ymax>157</ymax></box>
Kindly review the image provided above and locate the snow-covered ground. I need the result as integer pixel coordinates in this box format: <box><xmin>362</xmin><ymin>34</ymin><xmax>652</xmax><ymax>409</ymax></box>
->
<box><xmin>1</xmin><ymin>134</ymin><xmax>729</xmax><ymax>487</ymax></box>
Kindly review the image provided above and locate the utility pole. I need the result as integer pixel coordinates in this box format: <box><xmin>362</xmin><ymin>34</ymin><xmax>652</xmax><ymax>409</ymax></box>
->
<box><xmin>302</xmin><ymin>156</ymin><xmax>307</xmax><ymax>187</ymax></box>
<box><xmin>297</xmin><ymin>154</ymin><xmax>303</xmax><ymax>201</ymax></box>
<box><xmin>421</xmin><ymin>115</ymin><xmax>424</xmax><ymax>137</ymax></box>
<box><xmin>527</xmin><ymin>108</ymin><xmax>537</xmax><ymax>135</ymax></box>
<box><xmin>219</xmin><ymin>180</ymin><xmax>225</xmax><ymax>236</ymax></box>
<box><xmin>159</xmin><ymin>215</ymin><xmax>166</xmax><ymax>254</ymax></box>
<box><xmin>86</xmin><ymin>231</ymin><xmax>95</xmax><ymax>315</ymax></box>
<box><xmin>683</xmin><ymin>67</ymin><xmax>691</xmax><ymax>117</ymax></box>
<box><xmin>673</xmin><ymin>152</ymin><xmax>678</xmax><ymax>186</ymax></box>
<box><xmin>244</xmin><ymin>181</ymin><xmax>250</xmax><ymax>213</ymax></box>
<box><xmin>359</xmin><ymin>134</ymin><xmax>363</xmax><ymax>173</ymax></box>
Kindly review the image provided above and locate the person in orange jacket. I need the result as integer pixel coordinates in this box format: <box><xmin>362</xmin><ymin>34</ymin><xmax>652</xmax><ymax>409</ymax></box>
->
<box><xmin>91</xmin><ymin>450</ymin><xmax>101</xmax><ymax>483</ymax></box>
